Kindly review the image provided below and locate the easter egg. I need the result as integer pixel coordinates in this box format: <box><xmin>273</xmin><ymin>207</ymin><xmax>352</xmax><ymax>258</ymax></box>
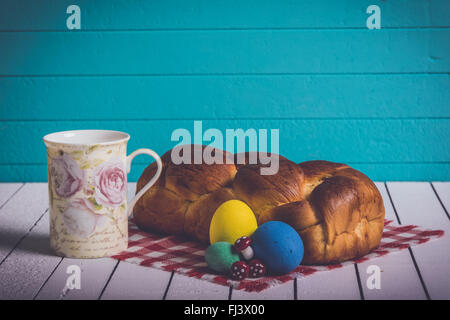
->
<box><xmin>205</xmin><ymin>242</ymin><xmax>240</xmax><ymax>274</ymax></box>
<box><xmin>251</xmin><ymin>221</ymin><xmax>304</xmax><ymax>274</ymax></box>
<box><xmin>209</xmin><ymin>200</ymin><xmax>257</xmax><ymax>244</ymax></box>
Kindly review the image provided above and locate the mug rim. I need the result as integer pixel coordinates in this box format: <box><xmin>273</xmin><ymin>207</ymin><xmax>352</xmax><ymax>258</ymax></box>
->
<box><xmin>43</xmin><ymin>129</ymin><xmax>130</xmax><ymax>147</ymax></box>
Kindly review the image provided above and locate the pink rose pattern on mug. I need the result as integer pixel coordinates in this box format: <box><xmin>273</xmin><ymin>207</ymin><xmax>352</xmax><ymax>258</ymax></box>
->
<box><xmin>92</xmin><ymin>158</ymin><xmax>127</xmax><ymax>207</ymax></box>
<box><xmin>46</xmin><ymin>142</ymin><xmax>129</xmax><ymax>258</ymax></box>
<box><xmin>50</xmin><ymin>153</ymin><xmax>85</xmax><ymax>198</ymax></box>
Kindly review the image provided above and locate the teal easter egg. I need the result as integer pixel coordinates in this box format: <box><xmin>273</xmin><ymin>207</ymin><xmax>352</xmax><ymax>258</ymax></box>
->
<box><xmin>251</xmin><ymin>221</ymin><xmax>304</xmax><ymax>274</ymax></box>
<box><xmin>205</xmin><ymin>242</ymin><xmax>240</xmax><ymax>274</ymax></box>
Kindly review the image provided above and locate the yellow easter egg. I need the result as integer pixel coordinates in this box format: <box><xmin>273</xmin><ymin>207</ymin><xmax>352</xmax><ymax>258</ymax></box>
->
<box><xmin>209</xmin><ymin>200</ymin><xmax>258</xmax><ymax>244</ymax></box>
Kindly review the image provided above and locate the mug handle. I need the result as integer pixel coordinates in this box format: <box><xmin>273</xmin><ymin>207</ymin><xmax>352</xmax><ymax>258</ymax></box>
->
<box><xmin>126</xmin><ymin>148</ymin><xmax>162</xmax><ymax>217</ymax></box>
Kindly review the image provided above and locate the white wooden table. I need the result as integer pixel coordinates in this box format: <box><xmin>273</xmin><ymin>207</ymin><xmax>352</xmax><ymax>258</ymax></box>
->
<box><xmin>0</xmin><ymin>182</ymin><xmax>449</xmax><ymax>300</ymax></box>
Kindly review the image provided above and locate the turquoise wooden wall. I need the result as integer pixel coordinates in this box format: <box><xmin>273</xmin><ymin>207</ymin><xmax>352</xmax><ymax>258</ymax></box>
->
<box><xmin>0</xmin><ymin>0</ymin><xmax>449</xmax><ymax>182</ymax></box>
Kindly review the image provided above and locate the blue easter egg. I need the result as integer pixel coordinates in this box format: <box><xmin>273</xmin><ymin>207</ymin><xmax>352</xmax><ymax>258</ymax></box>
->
<box><xmin>251</xmin><ymin>221</ymin><xmax>304</xmax><ymax>274</ymax></box>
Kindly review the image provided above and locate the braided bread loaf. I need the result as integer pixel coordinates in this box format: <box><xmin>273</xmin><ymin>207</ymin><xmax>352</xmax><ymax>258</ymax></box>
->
<box><xmin>134</xmin><ymin>145</ymin><xmax>385</xmax><ymax>265</ymax></box>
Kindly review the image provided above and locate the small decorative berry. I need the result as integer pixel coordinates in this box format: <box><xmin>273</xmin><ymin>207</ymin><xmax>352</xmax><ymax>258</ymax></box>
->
<box><xmin>230</xmin><ymin>261</ymin><xmax>249</xmax><ymax>280</ymax></box>
<box><xmin>248</xmin><ymin>259</ymin><xmax>266</xmax><ymax>278</ymax></box>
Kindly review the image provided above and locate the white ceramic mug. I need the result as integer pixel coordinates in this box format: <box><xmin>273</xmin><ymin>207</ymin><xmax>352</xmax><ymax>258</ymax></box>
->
<box><xmin>43</xmin><ymin>130</ymin><xmax>162</xmax><ymax>258</ymax></box>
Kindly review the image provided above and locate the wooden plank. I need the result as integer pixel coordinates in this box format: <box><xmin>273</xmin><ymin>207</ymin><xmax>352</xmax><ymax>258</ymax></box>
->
<box><xmin>100</xmin><ymin>262</ymin><xmax>172</xmax><ymax>300</ymax></box>
<box><xmin>0</xmin><ymin>183</ymin><xmax>22</xmax><ymax>207</ymax></box>
<box><xmin>356</xmin><ymin>183</ymin><xmax>426</xmax><ymax>299</ymax></box>
<box><xmin>432</xmin><ymin>182</ymin><xmax>450</xmax><ymax>218</ymax></box>
<box><xmin>348</xmin><ymin>163</ymin><xmax>450</xmax><ymax>182</ymax></box>
<box><xmin>35</xmin><ymin>258</ymin><xmax>117</xmax><ymax>300</ymax></box>
<box><xmin>0</xmin><ymin>183</ymin><xmax>49</xmax><ymax>264</ymax></box>
<box><xmin>296</xmin><ymin>264</ymin><xmax>361</xmax><ymax>300</ymax></box>
<box><xmin>35</xmin><ymin>182</ymin><xmax>138</xmax><ymax>299</ymax></box>
<box><xmin>386</xmin><ymin>182</ymin><xmax>450</xmax><ymax>299</ymax></box>
<box><xmin>0</xmin><ymin>0</ymin><xmax>448</xmax><ymax>30</ymax></box>
<box><xmin>232</xmin><ymin>281</ymin><xmax>294</xmax><ymax>300</ymax></box>
<box><xmin>0</xmin><ymin>211</ymin><xmax>62</xmax><ymax>299</ymax></box>
<box><xmin>165</xmin><ymin>273</ymin><xmax>229</xmax><ymax>300</ymax></box>
<box><xmin>1</xmin><ymin>75</ymin><xmax>449</xmax><ymax>121</ymax></box>
<box><xmin>1</xmin><ymin>120</ymin><xmax>449</xmax><ymax>167</ymax></box>
<box><xmin>2</xmin><ymin>163</ymin><xmax>450</xmax><ymax>183</ymax></box>
<box><xmin>0</xmin><ymin>30</ymin><xmax>448</xmax><ymax>75</ymax></box>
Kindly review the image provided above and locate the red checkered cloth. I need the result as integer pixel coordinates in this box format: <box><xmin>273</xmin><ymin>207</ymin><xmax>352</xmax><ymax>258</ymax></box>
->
<box><xmin>111</xmin><ymin>219</ymin><xmax>444</xmax><ymax>293</ymax></box>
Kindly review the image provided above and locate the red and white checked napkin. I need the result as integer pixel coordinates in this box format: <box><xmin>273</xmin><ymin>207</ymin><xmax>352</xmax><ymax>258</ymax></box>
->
<box><xmin>111</xmin><ymin>219</ymin><xmax>444</xmax><ymax>293</ymax></box>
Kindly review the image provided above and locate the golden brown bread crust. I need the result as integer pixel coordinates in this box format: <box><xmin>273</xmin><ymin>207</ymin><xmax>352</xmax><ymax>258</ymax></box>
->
<box><xmin>134</xmin><ymin>145</ymin><xmax>237</xmax><ymax>240</ymax></box>
<box><xmin>134</xmin><ymin>146</ymin><xmax>385</xmax><ymax>265</ymax></box>
<box><xmin>258</xmin><ymin>161</ymin><xmax>385</xmax><ymax>264</ymax></box>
